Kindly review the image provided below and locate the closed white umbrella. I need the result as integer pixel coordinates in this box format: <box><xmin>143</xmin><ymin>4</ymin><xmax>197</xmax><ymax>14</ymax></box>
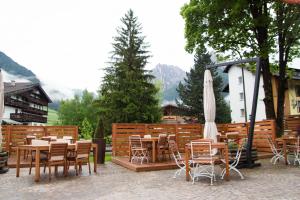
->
<box><xmin>203</xmin><ymin>70</ymin><xmax>218</xmax><ymax>145</ymax></box>
<box><xmin>0</xmin><ymin>69</ymin><xmax>4</xmax><ymax>152</ymax></box>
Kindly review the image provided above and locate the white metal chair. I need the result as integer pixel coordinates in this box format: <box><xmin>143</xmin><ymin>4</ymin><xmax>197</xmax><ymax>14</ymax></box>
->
<box><xmin>168</xmin><ymin>140</ymin><xmax>191</xmax><ymax>178</ymax></box>
<box><xmin>190</xmin><ymin>139</ymin><xmax>217</xmax><ymax>185</ymax></box>
<box><xmin>129</xmin><ymin>135</ymin><xmax>149</xmax><ymax>164</ymax></box>
<box><xmin>267</xmin><ymin>136</ymin><xmax>289</xmax><ymax>164</ymax></box>
<box><xmin>220</xmin><ymin>138</ymin><xmax>247</xmax><ymax>180</ymax></box>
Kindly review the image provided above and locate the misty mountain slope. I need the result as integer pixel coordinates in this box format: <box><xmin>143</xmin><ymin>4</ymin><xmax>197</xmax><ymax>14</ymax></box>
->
<box><xmin>0</xmin><ymin>51</ymin><xmax>39</xmax><ymax>83</ymax></box>
<box><xmin>151</xmin><ymin>64</ymin><xmax>186</xmax><ymax>103</ymax></box>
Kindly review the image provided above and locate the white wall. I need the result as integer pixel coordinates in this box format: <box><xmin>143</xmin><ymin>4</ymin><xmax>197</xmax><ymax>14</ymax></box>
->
<box><xmin>227</xmin><ymin>66</ymin><xmax>266</xmax><ymax>123</ymax></box>
<box><xmin>3</xmin><ymin>106</ymin><xmax>15</xmax><ymax>120</ymax></box>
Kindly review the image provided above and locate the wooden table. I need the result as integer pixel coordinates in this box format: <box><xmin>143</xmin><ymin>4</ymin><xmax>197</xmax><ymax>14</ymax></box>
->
<box><xmin>16</xmin><ymin>143</ymin><xmax>98</xmax><ymax>182</ymax></box>
<box><xmin>276</xmin><ymin>136</ymin><xmax>298</xmax><ymax>165</ymax></box>
<box><xmin>185</xmin><ymin>142</ymin><xmax>230</xmax><ymax>181</ymax></box>
<box><xmin>129</xmin><ymin>137</ymin><xmax>159</xmax><ymax>163</ymax></box>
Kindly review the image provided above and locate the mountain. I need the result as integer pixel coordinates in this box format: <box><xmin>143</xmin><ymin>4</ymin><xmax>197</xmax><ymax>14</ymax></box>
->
<box><xmin>0</xmin><ymin>51</ymin><xmax>39</xmax><ymax>83</ymax></box>
<box><xmin>151</xmin><ymin>64</ymin><xmax>186</xmax><ymax>104</ymax></box>
<box><xmin>150</xmin><ymin>64</ymin><xmax>229</xmax><ymax>104</ymax></box>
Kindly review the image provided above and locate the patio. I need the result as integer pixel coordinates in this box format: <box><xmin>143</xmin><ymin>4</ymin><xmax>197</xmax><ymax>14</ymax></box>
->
<box><xmin>0</xmin><ymin>159</ymin><xmax>299</xmax><ymax>200</ymax></box>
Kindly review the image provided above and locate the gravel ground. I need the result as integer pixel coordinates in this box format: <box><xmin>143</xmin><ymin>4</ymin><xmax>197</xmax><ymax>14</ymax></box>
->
<box><xmin>0</xmin><ymin>159</ymin><xmax>300</xmax><ymax>200</ymax></box>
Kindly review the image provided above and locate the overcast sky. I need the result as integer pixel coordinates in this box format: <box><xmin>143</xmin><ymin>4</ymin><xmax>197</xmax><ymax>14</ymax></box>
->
<box><xmin>0</xmin><ymin>0</ymin><xmax>194</xmax><ymax>95</ymax></box>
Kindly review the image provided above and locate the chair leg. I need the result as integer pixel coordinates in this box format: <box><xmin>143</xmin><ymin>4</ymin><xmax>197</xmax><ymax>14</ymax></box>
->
<box><xmin>88</xmin><ymin>159</ymin><xmax>91</xmax><ymax>174</ymax></box>
<box><xmin>29</xmin><ymin>159</ymin><xmax>33</xmax><ymax>175</ymax></box>
<box><xmin>48</xmin><ymin>163</ymin><xmax>52</xmax><ymax>181</ymax></box>
<box><xmin>64</xmin><ymin>161</ymin><xmax>67</xmax><ymax>177</ymax></box>
<box><xmin>75</xmin><ymin>161</ymin><xmax>78</xmax><ymax>176</ymax></box>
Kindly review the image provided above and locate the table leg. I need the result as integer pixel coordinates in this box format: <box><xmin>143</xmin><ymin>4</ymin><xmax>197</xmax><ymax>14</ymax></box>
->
<box><xmin>129</xmin><ymin>144</ymin><xmax>132</xmax><ymax>162</ymax></box>
<box><xmin>283</xmin><ymin>140</ymin><xmax>288</xmax><ymax>165</ymax></box>
<box><xmin>16</xmin><ymin>147</ymin><xmax>21</xmax><ymax>177</ymax></box>
<box><xmin>152</xmin><ymin>141</ymin><xmax>156</xmax><ymax>163</ymax></box>
<box><xmin>34</xmin><ymin>148</ymin><xmax>40</xmax><ymax>182</ymax></box>
<box><xmin>93</xmin><ymin>146</ymin><xmax>97</xmax><ymax>173</ymax></box>
<box><xmin>185</xmin><ymin>146</ymin><xmax>190</xmax><ymax>181</ymax></box>
<box><xmin>224</xmin><ymin>146</ymin><xmax>230</xmax><ymax>181</ymax></box>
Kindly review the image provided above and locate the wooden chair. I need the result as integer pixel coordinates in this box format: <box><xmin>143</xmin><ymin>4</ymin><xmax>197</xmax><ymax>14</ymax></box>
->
<box><xmin>29</xmin><ymin>139</ymin><xmax>49</xmax><ymax>175</ymax></box>
<box><xmin>46</xmin><ymin>143</ymin><xmax>68</xmax><ymax>180</ymax></box>
<box><xmin>157</xmin><ymin>134</ymin><xmax>169</xmax><ymax>161</ymax></box>
<box><xmin>24</xmin><ymin>135</ymin><xmax>36</xmax><ymax>159</ymax></box>
<box><xmin>67</xmin><ymin>141</ymin><xmax>92</xmax><ymax>175</ymax></box>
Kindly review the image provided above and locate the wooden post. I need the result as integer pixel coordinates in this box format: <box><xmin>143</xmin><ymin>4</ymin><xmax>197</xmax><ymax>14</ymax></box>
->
<box><xmin>175</xmin><ymin>124</ymin><xmax>179</xmax><ymax>143</ymax></box>
<box><xmin>7</xmin><ymin>125</ymin><xmax>11</xmax><ymax>154</ymax></box>
<box><xmin>112</xmin><ymin>124</ymin><xmax>116</xmax><ymax>157</ymax></box>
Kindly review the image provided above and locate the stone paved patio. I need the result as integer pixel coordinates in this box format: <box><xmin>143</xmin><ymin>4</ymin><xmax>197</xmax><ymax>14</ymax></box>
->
<box><xmin>0</xmin><ymin>159</ymin><xmax>300</xmax><ymax>200</ymax></box>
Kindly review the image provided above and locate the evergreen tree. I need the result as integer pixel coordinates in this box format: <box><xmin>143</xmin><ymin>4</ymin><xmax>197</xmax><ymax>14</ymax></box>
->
<box><xmin>98</xmin><ymin>9</ymin><xmax>161</xmax><ymax>134</ymax></box>
<box><xmin>176</xmin><ymin>49</ymin><xmax>231</xmax><ymax>123</ymax></box>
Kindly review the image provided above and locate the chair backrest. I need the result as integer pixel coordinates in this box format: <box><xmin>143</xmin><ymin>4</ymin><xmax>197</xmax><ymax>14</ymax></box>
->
<box><xmin>49</xmin><ymin>143</ymin><xmax>68</xmax><ymax>161</ymax></box>
<box><xmin>31</xmin><ymin>139</ymin><xmax>49</xmax><ymax>146</ymax></box>
<box><xmin>233</xmin><ymin>138</ymin><xmax>247</xmax><ymax>162</ymax></box>
<box><xmin>191</xmin><ymin>140</ymin><xmax>213</xmax><ymax>162</ymax></box>
<box><xmin>76</xmin><ymin>141</ymin><xmax>92</xmax><ymax>159</ymax></box>
<box><xmin>129</xmin><ymin>135</ymin><xmax>143</xmax><ymax>149</ymax></box>
<box><xmin>169</xmin><ymin>140</ymin><xmax>181</xmax><ymax>157</ymax></box>
<box><xmin>158</xmin><ymin>134</ymin><xmax>168</xmax><ymax>147</ymax></box>
<box><xmin>167</xmin><ymin>134</ymin><xmax>176</xmax><ymax>143</ymax></box>
<box><xmin>26</xmin><ymin>135</ymin><xmax>36</xmax><ymax>145</ymax></box>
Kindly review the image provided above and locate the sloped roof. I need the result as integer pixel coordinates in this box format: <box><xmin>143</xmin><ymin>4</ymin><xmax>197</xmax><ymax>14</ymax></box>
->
<box><xmin>4</xmin><ymin>82</ymin><xmax>52</xmax><ymax>103</ymax></box>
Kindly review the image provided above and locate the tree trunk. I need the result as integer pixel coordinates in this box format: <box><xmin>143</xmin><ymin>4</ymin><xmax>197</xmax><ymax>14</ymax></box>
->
<box><xmin>261</xmin><ymin>58</ymin><xmax>276</xmax><ymax>120</ymax></box>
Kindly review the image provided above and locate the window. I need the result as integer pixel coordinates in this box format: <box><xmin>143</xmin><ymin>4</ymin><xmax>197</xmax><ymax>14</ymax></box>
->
<box><xmin>297</xmin><ymin>101</ymin><xmax>300</xmax><ymax>113</ymax></box>
<box><xmin>239</xmin><ymin>92</ymin><xmax>244</xmax><ymax>101</ymax></box>
<box><xmin>296</xmin><ymin>86</ymin><xmax>300</xmax><ymax>97</ymax></box>
<box><xmin>240</xmin><ymin>109</ymin><xmax>245</xmax><ymax>117</ymax></box>
<box><xmin>238</xmin><ymin>76</ymin><xmax>243</xmax><ymax>84</ymax></box>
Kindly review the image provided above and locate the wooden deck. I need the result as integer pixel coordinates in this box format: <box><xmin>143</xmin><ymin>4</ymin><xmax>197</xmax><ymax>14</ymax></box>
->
<box><xmin>112</xmin><ymin>157</ymin><xmax>178</xmax><ymax>172</ymax></box>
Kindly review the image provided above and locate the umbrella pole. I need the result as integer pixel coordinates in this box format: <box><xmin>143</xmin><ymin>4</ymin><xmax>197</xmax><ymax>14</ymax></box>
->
<box><xmin>246</xmin><ymin>57</ymin><xmax>262</xmax><ymax>168</ymax></box>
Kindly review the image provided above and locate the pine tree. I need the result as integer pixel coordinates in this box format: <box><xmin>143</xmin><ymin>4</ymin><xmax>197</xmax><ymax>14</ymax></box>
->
<box><xmin>176</xmin><ymin>49</ymin><xmax>231</xmax><ymax>123</ymax></box>
<box><xmin>98</xmin><ymin>9</ymin><xmax>161</xmax><ymax>134</ymax></box>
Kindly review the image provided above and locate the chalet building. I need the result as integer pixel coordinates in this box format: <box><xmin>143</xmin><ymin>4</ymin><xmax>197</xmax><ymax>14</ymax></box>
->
<box><xmin>3</xmin><ymin>81</ymin><xmax>52</xmax><ymax>125</ymax></box>
<box><xmin>223</xmin><ymin>65</ymin><xmax>300</xmax><ymax>123</ymax></box>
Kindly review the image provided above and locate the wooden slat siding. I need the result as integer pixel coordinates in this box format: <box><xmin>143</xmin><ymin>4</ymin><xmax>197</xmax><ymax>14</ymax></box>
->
<box><xmin>284</xmin><ymin>115</ymin><xmax>300</xmax><ymax>132</ymax></box>
<box><xmin>113</xmin><ymin>123</ymin><xmax>146</xmax><ymax>157</ymax></box>
<box><xmin>177</xmin><ymin>124</ymin><xmax>202</xmax><ymax>152</ymax></box>
<box><xmin>216</xmin><ymin>123</ymin><xmax>228</xmax><ymax>134</ymax></box>
<box><xmin>1</xmin><ymin>125</ymin><xmax>78</xmax><ymax>154</ymax></box>
<box><xmin>112</xmin><ymin>123</ymin><xmax>202</xmax><ymax>156</ymax></box>
<box><xmin>251</xmin><ymin>120</ymin><xmax>275</xmax><ymax>153</ymax></box>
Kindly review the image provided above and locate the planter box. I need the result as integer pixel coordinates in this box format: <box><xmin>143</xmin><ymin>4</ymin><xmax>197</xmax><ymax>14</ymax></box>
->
<box><xmin>0</xmin><ymin>151</ymin><xmax>9</xmax><ymax>174</ymax></box>
<box><xmin>229</xmin><ymin>148</ymin><xmax>258</xmax><ymax>169</ymax></box>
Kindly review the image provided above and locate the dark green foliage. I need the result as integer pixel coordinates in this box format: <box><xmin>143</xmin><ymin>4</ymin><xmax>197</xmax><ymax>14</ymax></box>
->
<box><xmin>0</xmin><ymin>51</ymin><xmax>39</xmax><ymax>83</ymax></box>
<box><xmin>98</xmin><ymin>10</ymin><xmax>162</xmax><ymax>135</ymax></box>
<box><xmin>58</xmin><ymin>90</ymin><xmax>98</xmax><ymax>138</ymax></box>
<box><xmin>177</xmin><ymin>49</ymin><xmax>231</xmax><ymax>123</ymax></box>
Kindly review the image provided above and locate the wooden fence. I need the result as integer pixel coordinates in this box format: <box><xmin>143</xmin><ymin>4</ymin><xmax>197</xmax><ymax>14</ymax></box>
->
<box><xmin>112</xmin><ymin>120</ymin><xmax>276</xmax><ymax>157</ymax></box>
<box><xmin>1</xmin><ymin>125</ymin><xmax>78</xmax><ymax>154</ymax></box>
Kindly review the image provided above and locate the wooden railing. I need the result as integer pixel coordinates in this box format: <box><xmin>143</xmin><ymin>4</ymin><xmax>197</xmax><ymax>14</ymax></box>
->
<box><xmin>10</xmin><ymin>113</ymin><xmax>47</xmax><ymax>123</ymax></box>
<box><xmin>0</xmin><ymin>125</ymin><xmax>78</xmax><ymax>154</ymax></box>
<box><xmin>112</xmin><ymin>120</ymin><xmax>276</xmax><ymax>157</ymax></box>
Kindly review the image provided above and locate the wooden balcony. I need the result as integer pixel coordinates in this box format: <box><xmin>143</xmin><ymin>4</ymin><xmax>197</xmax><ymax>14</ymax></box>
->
<box><xmin>4</xmin><ymin>97</ymin><xmax>29</xmax><ymax>108</ymax></box>
<box><xmin>22</xmin><ymin>107</ymin><xmax>48</xmax><ymax>115</ymax></box>
<box><xmin>10</xmin><ymin>113</ymin><xmax>47</xmax><ymax>123</ymax></box>
<box><xmin>21</xmin><ymin>93</ymin><xmax>48</xmax><ymax>106</ymax></box>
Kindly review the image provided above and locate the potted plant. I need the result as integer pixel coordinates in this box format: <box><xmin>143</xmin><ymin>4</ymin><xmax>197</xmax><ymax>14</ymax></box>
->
<box><xmin>93</xmin><ymin>117</ymin><xmax>106</xmax><ymax>164</ymax></box>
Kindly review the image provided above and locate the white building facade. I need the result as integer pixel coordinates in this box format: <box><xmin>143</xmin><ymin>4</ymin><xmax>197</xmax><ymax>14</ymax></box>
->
<box><xmin>225</xmin><ymin>65</ymin><xmax>266</xmax><ymax>123</ymax></box>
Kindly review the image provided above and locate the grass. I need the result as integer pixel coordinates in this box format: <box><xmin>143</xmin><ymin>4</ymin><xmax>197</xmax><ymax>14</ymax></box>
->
<box><xmin>47</xmin><ymin>108</ymin><xmax>60</xmax><ymax>125</ymax></box>
<box><xmin>89</xmin><ymin>152</ymin><xmax>112</xmax><ymax>163</ymax></box>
